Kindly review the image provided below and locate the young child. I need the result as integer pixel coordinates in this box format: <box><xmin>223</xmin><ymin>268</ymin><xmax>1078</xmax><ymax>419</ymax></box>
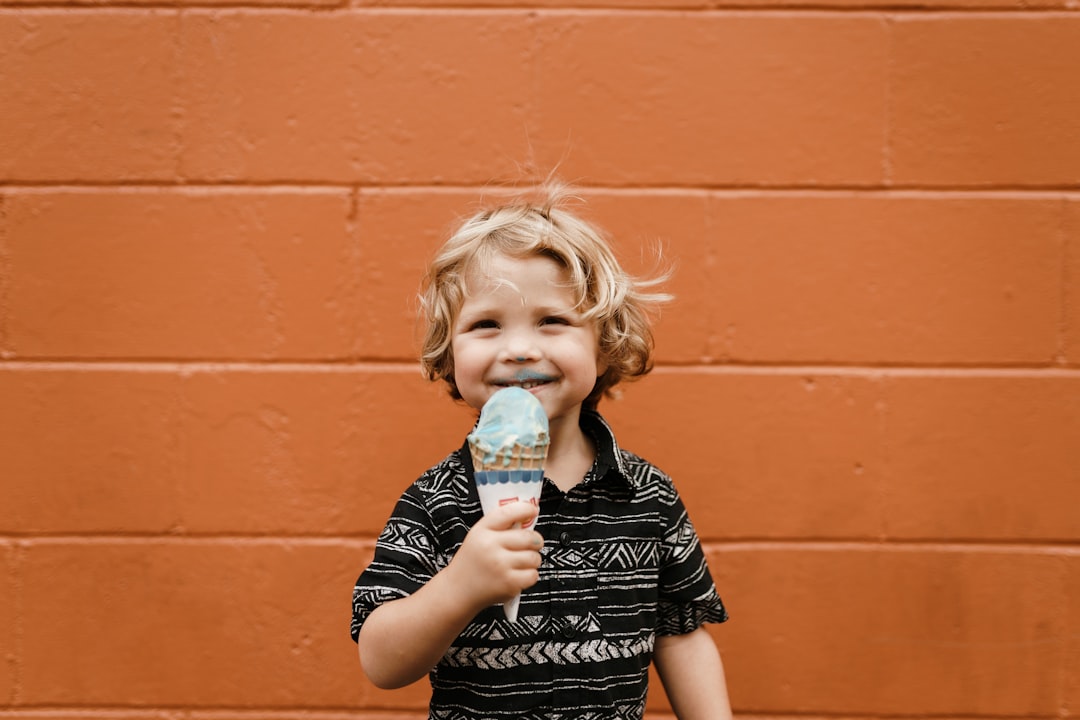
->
<box><xmin>351</xmin><ymin>185</ymin><xmax>732</xmax><ymax>719</ymax></box>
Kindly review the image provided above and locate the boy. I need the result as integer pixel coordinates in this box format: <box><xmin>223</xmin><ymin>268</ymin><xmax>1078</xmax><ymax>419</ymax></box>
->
<box><xmin>351</xmin><ymin>187</ymin><xmax>732</xmax><ymax>719</ymax></box>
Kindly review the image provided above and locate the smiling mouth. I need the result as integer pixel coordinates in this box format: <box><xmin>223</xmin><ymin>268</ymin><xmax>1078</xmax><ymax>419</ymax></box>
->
<box><xmin>495</xmin><ymin>371</ymin><xmax>556</xmax><ymax>390</ymax></box>
<box><xmin>512</xmin><ymin>380</ymin><xmax>548</xmax><ymax>390</ymax></box>
<box><xmin>495</xmin><ymin>379</ymin><xmax>552</xmax><ymax>390</ymax></box>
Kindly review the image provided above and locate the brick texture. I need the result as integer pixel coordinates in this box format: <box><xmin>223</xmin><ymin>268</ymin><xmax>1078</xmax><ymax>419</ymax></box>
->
<box><xmin>6</xmin><ymin>190</ymin><xmax>356</xmax><ymax>359</ymax></box>
<box><xmin>0</xmin><ymin>543</ymin><xmax>15</xmax><ymax>698</ymax></box>
<box><xmin>890</xmin><ymin>16</ymin><xmax>1080</xmax><ymax>187</ymax></box>
<box><xmin>701</xmin><ymin>194</ymin><xmax>1064</xmax><ymax>364</ymax></box>
<box><xmin>0</xmin><ymin>12</ymin><xmax>182</xmax><ymax>182</ymax></box>
<box><xmin>19</xmin><ymin>540</ymin><xmax>366</xmax><ymax>705</ymax></box>
<box><xmin>604</xmin><ymin>369</ymin><xmax>1080</xmax><ymax>542</ymax></box>
<box><xmin>0</xmin><ymin>367</ymin><xmax>464</xmax><ymax>535</ymax></box>
<box><xmin>2</xmin><ymin>0</ymin><xmax>1077</xmax><ymax>716</ymax></box>
<box><xmin>179</xmin><ymin>12</ymin><xmax>536</xmax><ymax>183</ymax></box>
<box><xmin>531</xmin><ymin>15</ymin><xmax>889</xmax><ymax>187</ymax></box>
<box><xmin>709</xmin><ymin>546</ymin><xmax>1075</xmax><ymax>715</ymax></box>
<box><xmin>1067</xmin><ymin>198</ymin><xmax>1079</xmax><ymax>366</ymax></box>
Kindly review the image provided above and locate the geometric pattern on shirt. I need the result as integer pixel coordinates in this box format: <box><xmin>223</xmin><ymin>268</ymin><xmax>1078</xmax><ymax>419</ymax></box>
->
<box><xmin>350</xmin><ymin>409</ymin><xmax>727</xmax><ymax>720</ymax></box>
<box><xmin>444</xmin><ymin>622</ymin><xmax>654</xmax><ymax>669</ymax></box>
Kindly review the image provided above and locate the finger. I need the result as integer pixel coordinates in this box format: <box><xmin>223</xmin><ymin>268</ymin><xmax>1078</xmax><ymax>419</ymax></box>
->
<box><xmin>503</xmin><ymin>529</ymin><xmax>545</xmax><ymax>552</ymax></box>
<box><xmin>491</xmin><ymin>501</ymin><xmax>539</xmax><ymax>529</ymax></box>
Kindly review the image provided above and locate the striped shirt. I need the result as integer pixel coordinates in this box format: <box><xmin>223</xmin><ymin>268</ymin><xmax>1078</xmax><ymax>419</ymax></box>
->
<box><xmin>351</xmin><ymin>410</ymin><xmax>728</xmax><ymax>720</ymax></box>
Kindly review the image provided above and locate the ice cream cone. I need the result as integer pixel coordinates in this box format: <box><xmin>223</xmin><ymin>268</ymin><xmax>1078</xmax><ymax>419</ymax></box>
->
<box><xmin>467</xmin><ymin>388</ymin><xmax>550</xmax><ymax>622</ymax></box>
<box><xmin>469</xmin><ymin>440</ymin><xmax>549</xmax><ymax>473</ymax></box>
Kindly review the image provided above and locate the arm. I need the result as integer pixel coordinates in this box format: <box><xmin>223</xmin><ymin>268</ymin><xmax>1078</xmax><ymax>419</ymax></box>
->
<box><xmin>654</xmin><ymin>627</ymin><xmax>733</xmax><ymax>720</ymax></box>
<box><xmin>357</xmin><ymin>501</ymin><xmax>543</xmax><ymax>689</ymax></box>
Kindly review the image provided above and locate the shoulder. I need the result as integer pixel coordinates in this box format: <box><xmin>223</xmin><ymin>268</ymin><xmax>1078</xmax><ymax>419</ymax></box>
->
<box><xmin>616</xmin><ymin>448</ymin><xmax>681</xmax><ymax>505</ymax></box>
<box><xmin>410</xmin><ymin>446</ymin><xmax>472</xmax><ymax>496</ymax></box>
<box><xmin>394</xmin><ymin>446</ymin><xmax>481</xmax><ymax>534</ymax></box>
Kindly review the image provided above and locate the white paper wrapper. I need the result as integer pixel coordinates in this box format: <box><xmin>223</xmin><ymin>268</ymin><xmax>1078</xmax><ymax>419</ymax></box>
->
<box><xmin>474</xmin><ymin>467</ymin><xmax>544</xmax><ymax>621</ymax></box>
<box><xmin>468</xmin><ymin>387</ymin><xmax>549</xmax><ymax>622</ymax></box>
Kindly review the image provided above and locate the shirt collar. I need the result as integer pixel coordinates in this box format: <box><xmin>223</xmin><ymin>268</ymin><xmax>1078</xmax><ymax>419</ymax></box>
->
<box><xmin>579</xmin><ymin>408</ymin><xmax>637</xmax><ymax>490</ymax></box>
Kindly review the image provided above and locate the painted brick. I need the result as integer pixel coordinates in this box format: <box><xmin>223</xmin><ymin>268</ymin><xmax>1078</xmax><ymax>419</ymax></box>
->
<box><xmin>356</xmin><ymin>0</ymin><xmax>710</xmax><ymax>7</ymax></box>
<box><xmin>359</xmin><ymin>191</ymin><xmax>1066</xmax><ymax>366</ymax></box>
<box><xmin>20</xmin><ymin>540</ymin><xmax>369</xmax><ymax>705</ymax></box>
<box><xmin>6</xmin><ymin>190</ymin><xmax>355</xmax><ymax>359</ymax></box>
<box><xmin>0</xmin><ymin>714</ymin><xmax>428</xmax><ymax>720</ymax></box>
<box><xmin>532</xmin><ymin>14</ymin><xmax>887</xmax><ymax>186</ymax></box>
<box><xmin>880</xmin><ymin>374</ymin><xmax>1080</xmax><ymax>541</ymax></box>
<box><xmin>353</xmin><ymin>188</ymin><xmax>714</xmax><ymax>362</ymax></box>
<box><xmin>703</xmin><ymin>194</ymin><xmax>1062</xmax><ymax>364</ymax></box>
<box><xmin>0</xmin><ymin>543</ymin><xmax>15</xmax><ymax>697</ymax></box>
<box><xmin>356</xmin><ymin>0</ymin><xmax>1066</xmax><ymax>8</ymax></box>
<box><xmin>603</xmin><ymin>370</ymin><xmax>887</xmax><ymax>541</ymax></box>
<box><xmin>176</xmin><ymin>367</ymin><xmax>465</xmax><ymax>535</ymax></box>
<box><xmin>1067</xmin><ymin>198</ymin><xmax>1079</xmax><ymax>367</ymax></box>
<box><xmin>0</xmin><ymin>12</ymin><xmax>180</xmax><ymax>182</ymax></box>
<box><xmin>1</xmin><ymin>0</ymin><xmax>341</xmax><ymax>5</ymax></box>
<box><xmin>1</xmin><ymin>193</ymin><xmax>10</xmax><ymax>358</ymax></box>
<box><xmin>180</xmin><ymin>11</ymin><xmax>535</xmax><ymax>183</ymax></box>
<box><xmin>1066</xmin><ymin>556</ymin><xmax>1080</xmax><ymax>713</ymax></box>
<box><xmin>577</xmin><ymin>191</ymin><xmax>713</xmax><ymax>364</ymax></box>
<box><xmin>603</xmin><ymin>369</ymin><xmax>1079</xmax><ymax>542</ymax></box>
<box><xmin>708</xmin><ymin>546</ymin><xmax>1073</xmax><ymax>715</ymax></box>
<box><xmin>353</xmin><ymin>189</ymin><xmax>480</xmax><ymax>360</ymax></box>
<box><xmin>348</xmin><ymin>13</ymin><xmax>537</xmax><ymax>183</ymax></box>
<box><xmin>179</xmin><ymin>11</ymin><xmax>357</xmax><ymax>182</ymax></box>
<box><xmin>891</xmin><ymin>16</ymin><xmax>1080</xmax><ymax>187</ymax></box>
<box><xmin>0</xmin><ymin>367</ymin><xmax>466</xmax><ymax>535</ymax></box>
<box><xmin>0</xmin><ymin>370</ymin><xmax>185</xmax><ymax>534</ymax></box>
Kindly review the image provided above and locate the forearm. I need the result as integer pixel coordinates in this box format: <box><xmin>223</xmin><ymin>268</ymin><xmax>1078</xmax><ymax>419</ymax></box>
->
<box><xmin>654</xmin><ymin>628</ymin><xmax>733</xmax><ymax>720</ymax></box>
<box><xmin>357</xmin><ymin>567</ymin><xmax>482</xmax><ymax>688</ymax></box>
<box><xmin>357</xmin><ymin>501</ymin><xmax>543</xmax><ymax>689</ymax></box>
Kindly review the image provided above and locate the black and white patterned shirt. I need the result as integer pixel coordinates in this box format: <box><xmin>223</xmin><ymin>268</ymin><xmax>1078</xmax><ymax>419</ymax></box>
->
<box><xmin>351</xmin><ymin>410</ymin><xmax>728</xmax><ymax>720</ymax></box>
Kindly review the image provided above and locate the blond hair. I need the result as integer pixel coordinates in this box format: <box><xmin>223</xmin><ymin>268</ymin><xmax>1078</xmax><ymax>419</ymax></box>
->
<box><xmin>419</xmin><ymin>185</ymin><xmax>671</xmax><ymax>408</ymax></box>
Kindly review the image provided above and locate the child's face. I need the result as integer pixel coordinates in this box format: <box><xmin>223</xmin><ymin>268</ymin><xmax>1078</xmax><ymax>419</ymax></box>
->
<box><xmin>451</xmin><ymin>253</ymin><xmax>605</xmax><ymax>430</ymax></box>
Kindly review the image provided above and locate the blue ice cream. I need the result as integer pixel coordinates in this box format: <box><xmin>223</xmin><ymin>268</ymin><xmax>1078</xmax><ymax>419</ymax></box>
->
<box><xmin>468</xmin><ymin>387</ymin><xmax>549</xmax><ymax>467</ymax></box>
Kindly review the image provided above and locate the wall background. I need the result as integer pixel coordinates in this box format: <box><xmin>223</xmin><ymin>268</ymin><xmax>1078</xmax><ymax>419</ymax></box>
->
<box><xmin>1</xmin><ymin>0</ymin><xmax>1078</xmax><ymax>716</ymax></box>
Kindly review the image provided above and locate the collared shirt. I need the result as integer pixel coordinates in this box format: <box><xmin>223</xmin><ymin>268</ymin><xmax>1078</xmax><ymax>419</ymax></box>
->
<box><xmin>351</xmin><ymin>410</ymin><xmax>727</xmax><ymax>720</ymax></box>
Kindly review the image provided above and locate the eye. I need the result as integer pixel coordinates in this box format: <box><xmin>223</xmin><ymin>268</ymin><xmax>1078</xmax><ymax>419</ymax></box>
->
<box><xmin>468</xmin><ymin>319</ymin><xmax>499</xmax><ymax>331</ymax></box>
<box><xmin>540</xmin><ymin>316</ymin><xmax>570</xmax><ymax>326</ymax></box>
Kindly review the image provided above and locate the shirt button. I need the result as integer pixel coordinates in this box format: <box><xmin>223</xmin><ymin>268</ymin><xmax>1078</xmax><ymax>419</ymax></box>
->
<box><xmin>559</xmin><ymin>532</ymin><xmax>572</xmax><ymax>547</ymax></box>
<box><xmin>560</xmin><ymin>623</ymin><xmax>577</xmax><ymax>639</ymax></box>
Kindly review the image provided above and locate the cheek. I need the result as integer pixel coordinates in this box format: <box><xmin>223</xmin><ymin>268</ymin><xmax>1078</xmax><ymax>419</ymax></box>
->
<box><xmin>450</xmin><ymin>339</ymin><xmax>484</xmax><ymax>377</ymax></box>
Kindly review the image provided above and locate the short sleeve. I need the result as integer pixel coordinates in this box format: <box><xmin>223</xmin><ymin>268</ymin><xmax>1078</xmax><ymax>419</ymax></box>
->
<box><xmin>656</xmin><ymin>486</ymin><xmax>728</xmax><ymax>636</ymax></box>
<box><xmin>350</xmin><ymin>488</ymin><xmax>442</xmax><ymax>642</ymax></box>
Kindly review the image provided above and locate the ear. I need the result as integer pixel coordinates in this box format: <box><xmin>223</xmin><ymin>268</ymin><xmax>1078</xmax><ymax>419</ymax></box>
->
<box><xmin>595</xmin><ymin>351</ymin><xmax>609</xmax><ymax>377</ymax></box>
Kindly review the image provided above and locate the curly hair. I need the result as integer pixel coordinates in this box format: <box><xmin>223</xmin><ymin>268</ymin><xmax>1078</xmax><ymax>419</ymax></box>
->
<box><xmin>418</xmin><ymin>184</ymin><xmax>671</xmax><ymax>408</ymax></box>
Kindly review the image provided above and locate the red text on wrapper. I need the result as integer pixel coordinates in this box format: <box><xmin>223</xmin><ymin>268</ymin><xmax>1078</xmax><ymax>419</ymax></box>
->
<box><xmin>499</xmin><ymin>496</ymin><xmax>539</xmax><ymax>530</ymax></box>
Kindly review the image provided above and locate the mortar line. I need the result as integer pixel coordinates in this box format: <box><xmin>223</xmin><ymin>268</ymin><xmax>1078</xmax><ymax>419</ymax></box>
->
<box><xmin>2</xmin><ymin>359</ymin><xmax>1080</xmax><ymax>375</ymax></box>
<box><xmin>1</xmin><ymin>3</ymin><xmax>1078</xmax><ymax>12</ymax></box>
<box><xmin>2</xmin><ymin>181</ymin><xmax>1080</xmax><ymax>196</ymax></box>
<box><xmin>0</xmin><ymin>709</ymin><xmax>1068</xmax><ymax>719</ymax></box>
<box><xmin>3</xmin><ymin>534</ymin><xmax>1077</xmax><ymax>552</ymax></box>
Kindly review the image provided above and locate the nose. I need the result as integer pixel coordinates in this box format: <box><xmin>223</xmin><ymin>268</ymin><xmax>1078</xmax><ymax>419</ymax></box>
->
<box><xmin>500</xmin><ymin>327</ymin><xmax>541</xmax><ymax>363</ymax></box>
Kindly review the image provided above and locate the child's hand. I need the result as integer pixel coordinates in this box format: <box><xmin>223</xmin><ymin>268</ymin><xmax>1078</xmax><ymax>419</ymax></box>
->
<box><xmin>448</xmin><ymin>501</ymin><xmax>544</xmax><ymax>611</ymax></box>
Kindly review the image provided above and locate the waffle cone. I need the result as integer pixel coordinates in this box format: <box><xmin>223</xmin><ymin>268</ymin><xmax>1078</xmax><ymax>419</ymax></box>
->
<box><xmin>470</xmin><ymin>439</ymin><xmax>549</xmax><ymax>472</ymax></box>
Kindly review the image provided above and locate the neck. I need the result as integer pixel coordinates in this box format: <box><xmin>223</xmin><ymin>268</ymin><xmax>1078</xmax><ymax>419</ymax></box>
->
<box><xmin>544</xmin><ymin>409</ymin><xmax>595</xmax><ymax>492</ymax></box>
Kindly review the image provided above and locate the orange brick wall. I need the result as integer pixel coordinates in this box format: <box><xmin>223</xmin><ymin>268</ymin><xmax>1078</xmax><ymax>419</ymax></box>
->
<box><xmin>1</xmin><ymin>0</ymin><xmax>1077</xmax><ymax>716</ymax></box>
